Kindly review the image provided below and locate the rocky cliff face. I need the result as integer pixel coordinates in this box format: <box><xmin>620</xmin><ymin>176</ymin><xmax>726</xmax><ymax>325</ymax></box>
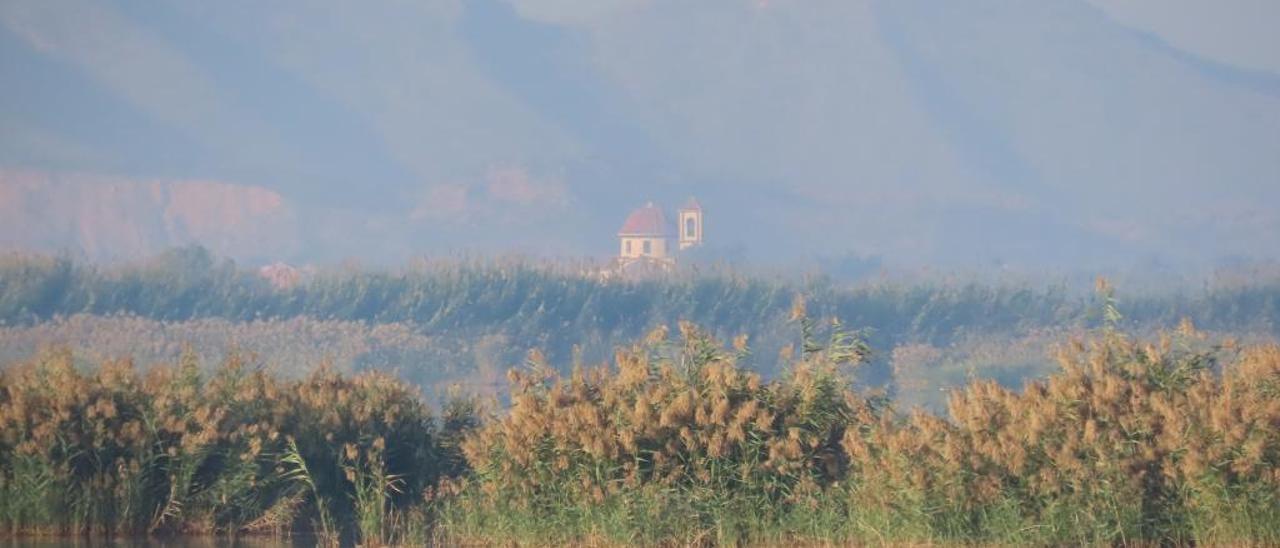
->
<box><xmin>0</xmin><ymin>169</ymin><xmax>298</xmax><ymax>263</ymax></box>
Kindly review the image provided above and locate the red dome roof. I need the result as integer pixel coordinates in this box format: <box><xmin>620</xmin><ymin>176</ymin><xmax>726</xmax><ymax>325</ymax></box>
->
<box><xmin>618</xmin><ymin>202</ymin><xmax>671</xmax><ymax>236</ymax></box>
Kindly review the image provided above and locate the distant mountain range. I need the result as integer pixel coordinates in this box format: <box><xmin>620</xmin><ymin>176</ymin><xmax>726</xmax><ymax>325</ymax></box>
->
<box><xmin>1</xmin><ymin>0</ymin><xmax>1276</xmax><ymax>268</ymax></box>
<box><xmin>0</xmin><ymin>170</ymin><xmax>296</xmax><ymax>262</ymax></box>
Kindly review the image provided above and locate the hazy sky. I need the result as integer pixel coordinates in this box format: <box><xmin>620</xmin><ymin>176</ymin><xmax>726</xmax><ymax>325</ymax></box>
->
<box><xmin>1</xmin><ymin>0</ymin><xmax>1277</xmax><ymax>269</ymax></box>
<box><xmin>1083</xmin><ymin>0</ymin><xmax>1280</xmax><ymax>73</ymax></box>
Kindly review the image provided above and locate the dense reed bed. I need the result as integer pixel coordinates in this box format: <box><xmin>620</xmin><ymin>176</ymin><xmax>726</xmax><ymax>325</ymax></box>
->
<box><xmin>3</xmin><ymin>306</ymin><xmax>1277</xmax><ymax>545</ymax></box>
<box><xmin>0</xmin><ymin>349</ymin><xmax>470</xmax><ymax>545</ymax></box>
<box><xmin>4</xmin><ymin>248</ymin><xmax>1279</xmax><ymax>354</ymax></box>
<box><xmin>0</xmin><ymin>315</ymin><xmax>482</xmax><ymax>398</ymax></box>
<box><xmin>5</xmin><ymin>248</ymin><xmax>1280</xmax><ymax>409</ymax></box>
<box><xmin>443</xmin><ymin>309</ymin><xmax>1280</xmax><ymax>545</ymax></box>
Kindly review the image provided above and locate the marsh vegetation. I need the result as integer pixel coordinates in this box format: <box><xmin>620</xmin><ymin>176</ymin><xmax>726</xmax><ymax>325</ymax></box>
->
<box><xmin>1</xmin><ymin>251</ymin><xmax>1278</xmax><ymax>544</ymax></box>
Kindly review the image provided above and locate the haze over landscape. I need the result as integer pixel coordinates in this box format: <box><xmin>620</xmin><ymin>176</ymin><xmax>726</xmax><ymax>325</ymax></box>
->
<box><xmin>2</xmin><ymin>0</ymin><xmax>1277</xmax><ymax>270</ymax></box>
<box><xmin>6</xmin><ymin>2</ymin><xmax>1280</xmax><ymax>545</ymax></box>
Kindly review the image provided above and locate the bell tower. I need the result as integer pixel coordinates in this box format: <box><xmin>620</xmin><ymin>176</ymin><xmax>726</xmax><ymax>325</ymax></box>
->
<box><xmin>678</xmin><ymin>198</ymin><xmax>703</xmax><ymax>250</ymax></box>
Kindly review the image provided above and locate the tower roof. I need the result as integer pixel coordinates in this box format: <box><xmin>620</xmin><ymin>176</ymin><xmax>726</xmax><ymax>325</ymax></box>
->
<box><xmin>618</xmin><ymin>202</ymin><xmax>672</xmax><ymax>236</ymax></box>
<box><xmin>680</xmin><ymin>197</ymin><xmax>702</xmax><ymax>211</ymax></box>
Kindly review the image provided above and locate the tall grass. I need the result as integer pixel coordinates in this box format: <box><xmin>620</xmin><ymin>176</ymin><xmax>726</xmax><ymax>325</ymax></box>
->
<box><xmin>837</xmin><ymin>323</ymin><xmax>1280</xmax><ymax>544</ymax></box>
<box><xmin>441</xmin><ymin>312</ymin><xmax>1280</xmax><ymax>545</ymax></box>
<box><xmin>4</xmin><ymin>247</ymin><xmax>1278</xmax><ymax>358</ymax></box>
<box><xmin>1</xmin><ymin>305</ymin><xmax>1277</xmax><ymax>543</ymax></box>
<box><xmin>5</xmin><ymin>248</ymin><xmax>1280</xmax><ymax>406</ymax></box>
<box><xmin>441</xmin><ymin>300</ymin><xmax>874</xmax><ymax>545</ymax></box>
<box><xmin>0</xmin><ymin>349</ymin><xmax>466</xmax><ymax>544</ymax></box>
